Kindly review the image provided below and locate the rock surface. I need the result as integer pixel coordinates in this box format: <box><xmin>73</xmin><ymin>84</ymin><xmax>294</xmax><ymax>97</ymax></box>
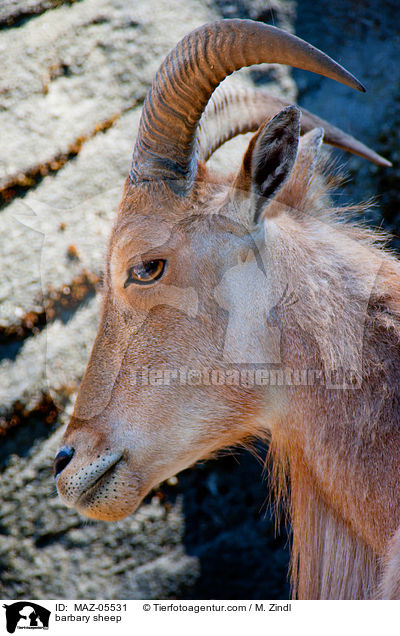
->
<box><xmin>0</xmin><ymin>0</ymin><xmax>398</xmax><ymax>601</ymax></box>
<box><xmin>293</xmin><ymin>0</ymin><xmax>400</xmax><ymax>236</ymax></box>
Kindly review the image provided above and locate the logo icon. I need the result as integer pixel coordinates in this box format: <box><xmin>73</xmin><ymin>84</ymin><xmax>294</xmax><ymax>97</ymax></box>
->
<box><xmin>3</xmin><ymin>602</ymin><xmax>50</xmax><ymax>633</ymax></box>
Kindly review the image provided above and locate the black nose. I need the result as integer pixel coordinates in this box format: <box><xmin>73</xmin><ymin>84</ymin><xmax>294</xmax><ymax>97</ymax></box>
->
<box><xmin>53</xmin><ymin>446</ymin><xmax>75</xmax><ymax>477</ymax></box>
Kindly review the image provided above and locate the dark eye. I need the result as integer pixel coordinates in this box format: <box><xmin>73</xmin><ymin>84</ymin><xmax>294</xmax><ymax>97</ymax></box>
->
<box><xmin>124</xmin><ymin>259</ymin><xmax>166</xmax><ymax>287</ymax></box>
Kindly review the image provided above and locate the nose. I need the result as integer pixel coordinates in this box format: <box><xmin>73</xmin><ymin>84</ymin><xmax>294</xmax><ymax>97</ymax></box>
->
<box><xmin>53</xmin><ymin>446</ymin><xmax>75</xmax><ymax>477</ymax></box>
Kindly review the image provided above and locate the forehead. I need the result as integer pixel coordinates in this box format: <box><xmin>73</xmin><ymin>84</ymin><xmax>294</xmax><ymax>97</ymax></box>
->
<box><xmin>112</xmin><ymin>214</ymin><xmax>178</xmax><ymax>255</ymax></box>
<box><xmin>111</xmin><ymin>208</ymin><xmax>251</xmax><ymax>260</ymax></box>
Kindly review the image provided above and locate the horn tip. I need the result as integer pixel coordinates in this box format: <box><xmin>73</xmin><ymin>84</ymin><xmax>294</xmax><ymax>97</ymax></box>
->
<box><xmin>350</xmin><ymin>76</ymin><xmax>366</xmax><ymax>93</ymax></box>
<box><xmin>376</xmin><ymin>156</ymin><xmax>392</xmax><ymax>168</ymax></box>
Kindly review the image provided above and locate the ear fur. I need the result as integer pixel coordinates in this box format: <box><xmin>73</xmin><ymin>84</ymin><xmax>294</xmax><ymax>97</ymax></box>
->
<box><xmin>296</xmin><ymin>127</ymin><xmax>324</xmax><ymax>187</ymax></box>
<box><xmin>231</xmin><ymin>105</ymin><xmax>301</xmax><ymax>224</ymax></box>
<box><xmin>269</xmin><ymin>126</ymin><xmax>325</xmax><ymax>218</ymax></box>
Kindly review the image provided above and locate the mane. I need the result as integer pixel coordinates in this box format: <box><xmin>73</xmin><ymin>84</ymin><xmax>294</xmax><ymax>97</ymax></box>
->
<box><xmin>260</xmin><ymin>149</ymin><xmax>400</xmax><ymax>599</ymax></box>
<box><xmin>265</xmin><ymin>148</ymin><xmax>400</xmax><ymax>372</ymax></box>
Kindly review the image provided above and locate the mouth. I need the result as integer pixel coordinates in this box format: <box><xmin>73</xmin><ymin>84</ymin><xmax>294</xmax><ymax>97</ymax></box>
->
<box><xmin>77</xmin><ymin>454</ymin><xmax>124</xmax><ymax>508</ymax></box>
<box><xmin>56</xmin><ymin>451</ymin><xmax>124</xmax><ymax>507</ymax></box>
<box><xmin>56</xmin><ymin>449</ymin><xmax>144</xmax><ymax>521</ymax></box>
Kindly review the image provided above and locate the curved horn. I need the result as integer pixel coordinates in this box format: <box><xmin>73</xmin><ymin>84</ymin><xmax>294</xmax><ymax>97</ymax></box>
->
<box><xmin>130</xmin><ymin>19</ymin><xmax>366</xmax><ymax>195</ymax></box>
<box><xmin>197</xmin><ymin>86</ymin><xmax>391</xmax><ymax>167</ymax></box>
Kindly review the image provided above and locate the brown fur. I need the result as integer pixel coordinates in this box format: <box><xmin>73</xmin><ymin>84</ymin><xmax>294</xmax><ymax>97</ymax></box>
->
<box><xmin>258</xmin><ymin>150</ymin><xmax>400</xmax><ymax>598</ymax></box>
<box><xmin>51</xmin><ymin>18</ymin><xmax>399</xmax><ymax>598</ymax></box>
<box><xmin>55</xmin><ymin>129</ymin><xmax>400</xmax><ymax>599</ymax></box>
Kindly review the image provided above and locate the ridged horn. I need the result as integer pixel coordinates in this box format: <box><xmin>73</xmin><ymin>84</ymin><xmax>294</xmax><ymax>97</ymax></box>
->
<box><xmin>197</xmin><ymin>86</ymin><xmax>391</xmax><ymax>167</ymax></box>
<box><xmin>130</xmin><ymin>19</ymin><xmax>366</xmax><ymax>195</ymax></box>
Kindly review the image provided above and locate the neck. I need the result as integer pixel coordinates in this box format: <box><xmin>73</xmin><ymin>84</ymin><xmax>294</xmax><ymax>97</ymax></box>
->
<box><xmin>260</xmin><ymin>212</ymin><xmax>400</xmax><ymax>599</ymax></box>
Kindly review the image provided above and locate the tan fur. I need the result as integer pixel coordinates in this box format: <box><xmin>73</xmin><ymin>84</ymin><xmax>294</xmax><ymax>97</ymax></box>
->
<box><xmin>55</xmin><ymin>133</ymin><xmax>400</xmax><ymax>599</ymax></box>
<box><xmin>49</xmin><ymin>18</ymin><xmax>399</xmax><ymax>598</ymax></box>
<box><xmin>258</xmin><ymin>148</ymin><xmax>400</xmax><ymax>598</ymax></box>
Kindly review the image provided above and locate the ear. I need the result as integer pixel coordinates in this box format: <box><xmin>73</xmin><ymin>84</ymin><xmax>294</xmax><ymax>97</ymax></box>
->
<box><xmin>251</xmin><ymin>104</ymin><xmax>300</xmax><ymax>199</ymax></box>
<box><xmin>296</xmin><ymin>127</ymin><xmax>324</xmax><ymax>186</ymax></box>
<box><xmin>278</xmin><ymin>127</ymin><xmax>325</xmax><ymax>216</ymax></box>
<box><xmin>231</xmin><ymin>105</ymin><xmax>300</xmax><ymax>225</ymax></box>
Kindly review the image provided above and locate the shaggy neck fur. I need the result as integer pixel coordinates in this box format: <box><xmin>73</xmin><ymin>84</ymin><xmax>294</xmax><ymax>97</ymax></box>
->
<box><xmin>249</xmin><ymin>156</ymin><xmax>400</xmax><ymax>599</ymax></box>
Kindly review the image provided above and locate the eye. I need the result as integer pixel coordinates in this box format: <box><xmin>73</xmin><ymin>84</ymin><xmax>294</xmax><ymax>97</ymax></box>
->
<box><xmin>124</xmin><ymin>259</ymin><xmax>166</xmax><ymax>287</ymax></box>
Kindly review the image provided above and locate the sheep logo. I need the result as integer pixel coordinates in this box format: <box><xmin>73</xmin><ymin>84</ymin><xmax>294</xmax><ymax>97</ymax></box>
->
<box><xmin>3</xmin><ymin>602</ymin><xmax>50</xmax><ymax>633</ymax></box>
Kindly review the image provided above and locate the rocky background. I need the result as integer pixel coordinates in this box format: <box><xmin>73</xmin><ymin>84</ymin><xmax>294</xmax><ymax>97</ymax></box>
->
<box><xmin>0</xmin><ymin>0</ymin><xmax>398</xmax><ymax>600</ymax></box>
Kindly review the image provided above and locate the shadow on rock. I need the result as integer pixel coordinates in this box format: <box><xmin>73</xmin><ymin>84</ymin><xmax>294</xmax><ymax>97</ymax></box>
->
<box><xmin>158</xmin><ymin>446</ymin><xmax>291</xmax><ymax>600</ymax></box>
